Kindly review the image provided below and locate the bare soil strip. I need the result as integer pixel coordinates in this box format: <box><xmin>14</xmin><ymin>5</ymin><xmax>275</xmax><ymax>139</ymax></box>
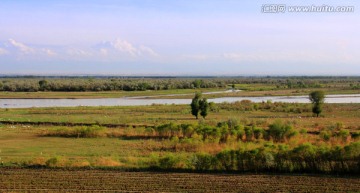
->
<box><xmin>0</xmin><ymin>169</ymin><xmax>359</xmax><ymax>192</ymax></box>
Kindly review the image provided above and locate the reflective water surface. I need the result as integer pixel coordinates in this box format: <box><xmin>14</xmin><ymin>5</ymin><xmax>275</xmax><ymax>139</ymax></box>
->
<box><xmin>1</xmin><ymin>94</ymin><xmax>360</xmax><ymax>108</ymax></box>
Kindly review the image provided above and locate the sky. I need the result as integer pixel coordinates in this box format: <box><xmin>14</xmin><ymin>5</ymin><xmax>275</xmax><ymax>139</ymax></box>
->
<box><xmin>0</xmin><ymin>0</ymin><xmax>359</xmax><ymax>75</ymax></box>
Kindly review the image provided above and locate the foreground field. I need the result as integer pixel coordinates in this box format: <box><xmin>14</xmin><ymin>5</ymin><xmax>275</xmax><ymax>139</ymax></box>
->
<box><xmin>0</xmin><ymin>169</ymin><xmax>359</xmax><ymax>192</ymax></box>
<box><xmin>0</xmin><ymin>102</ymin><xmax>359</xmax><ymax>173</ymax></box>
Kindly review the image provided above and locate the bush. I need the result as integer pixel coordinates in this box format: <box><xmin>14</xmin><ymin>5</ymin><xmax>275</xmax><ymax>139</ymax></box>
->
<box><xmin>46</xmin><ymin>156</ymin><xmax>67</xmax><ymax>167</ymax></box>
<box><xmin>44</xmin><ymin>126</ymin><xmax>106</xmax><ymax>138</ymax></box>
<box><xmin>351</xmin><ymin>131</ymin><xmax>360</xmax><ymax>140</ymax></box>
<box><xmin>338</xmin><ymin>129</ymin><xmax>350</xmax><ymax>142</ymax></box>
<box><xmin>93</xmin><ymin>157</ymin><xmax>122</xmax><ymax>167</ymax></box>
<box><xmin>320</xmin><ymin>130</ymin><xmax>331</xmax><ymax>141</ymax></box>
<box><xmin>267</xmin><ymin>120</ymin><xmax>297</xmax><ymax>142</ymax></box>
<box><xmin>158</xmin><ymin>154</ymin><xmax>180</xmax><ymax>169</ymax></box>
<box><xmin>190</xmin><ymin>153</ymin><xmax>214</xmax><ymax>171</ymax></box>
<box><xmin>215</xmin><ymin>150</ymin><xmax>237</xmax><ymax>171</ymax></box>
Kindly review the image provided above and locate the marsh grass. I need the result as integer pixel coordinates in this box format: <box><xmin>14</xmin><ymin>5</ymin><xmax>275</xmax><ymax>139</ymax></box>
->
<box><xmin>1</xmin><ymin>103</ymin><xmax>360</xmax><ymax>130</ymax></box>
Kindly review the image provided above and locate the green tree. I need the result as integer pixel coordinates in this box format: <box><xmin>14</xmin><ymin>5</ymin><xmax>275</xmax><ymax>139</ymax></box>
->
<box><xmin>199</xmin><ymin>98</ymin><xmax>209</xmax><ymax>119</ymax></box>
<box><xmin>191</xmin><ymin>93</ymin><xmax>210</xmax><ymax>119</ymax></box>
<box><xmin>191</xmin><ymin>92</ymin><xmax>202</xmax><ymax>119</ymax></box>
<box><xmin>38</xmin><ymin>80</ymin><xmax>48</xmax><ymax>91</ymax></box>
<box><xmin>309</xmin><ymin>91</ymin><xmax>325</xmax><ymax>117</ymax></box>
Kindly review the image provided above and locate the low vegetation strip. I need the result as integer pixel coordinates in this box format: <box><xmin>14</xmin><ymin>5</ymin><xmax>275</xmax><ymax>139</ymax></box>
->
<box><xmin>0</xmin><ymin>169</ymin><xmax>359</xmax><ymax>192</ymax></box>
<box><xmin>13</xmin><ymin>121</ymin><xmax>360</xmax><ymax>174</ymax></box>
<box><xmin>0</xmin><ymin>120</ymin><xmax>154</xmax><ymax>128</ymax></box>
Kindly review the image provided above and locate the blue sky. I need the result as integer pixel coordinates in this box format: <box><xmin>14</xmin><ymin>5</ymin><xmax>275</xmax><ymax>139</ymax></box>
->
<box><xmin>0</xmin><ymin>0</ymin><xmax>359</xmax><ymax>75</ymax></box>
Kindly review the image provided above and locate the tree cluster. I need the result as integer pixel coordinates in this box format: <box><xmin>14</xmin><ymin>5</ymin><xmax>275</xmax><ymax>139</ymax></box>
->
<box><xmin>190</xmin><ymin>93</ymin><xmax>209</xmax><ymax>119</ymax></box>
<box><xmin>1</xmin><ymin>76</ymin><xmax>359</xmax><ymax>92</ymax></box>
<box><xmin>309</xmin><ymin>91</ymin><xmax>325</xmax><ymax>117</ymax></box>
<box><xmin>0</xmin><ymin>78</ymin><xmax>226</xmax><ymax>92</ymax></box>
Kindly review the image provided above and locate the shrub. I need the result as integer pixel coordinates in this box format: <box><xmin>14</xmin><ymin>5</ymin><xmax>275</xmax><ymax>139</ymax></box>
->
<box><xmin>44</xmin><ymin>126</ymin><xmax>106</xmax><ymax>138</ymax></box>
<box><xmin>46</xmin><ymin>156</ymin><xmax>67</xmax><ymax>167</ymax></box>
<box><xmin>215</xmin><ymin>150</ymin><xmax>237</xmax><ymax>171</ymax></box>
<box><xmin>77</xmin><ymin>125</ymin><xmax>106</xmax><ymax>138</ymax></box>
<box><xmin>267</xmin><ymin>120</ymin><xmax>297</xmax><ymax>142</ymax></box>
<box><xmin>351</xmin><ymin>131</ymin><xmax>360</xmax><ymax>140</ymax></box>
<box><xmin>253</xmin><ymin>127</ymin><xmax>264</xmax><ymax>140</ymax></box>
<box><xmin>190</xmin><ymin>153</ymin><xmax>214</xmax><ymax>171</ymax></box>
<box><xmin>70</xmin><ymin>160</ymin><xmax>91</xmax><ymax>167</ymax></box>
<box><xmin>338</xmin><ymin>129</ymin><xmax>350</xmax><ymax>142</ymax></box>
<box><xmin>244</xmin><ymin>126</ymin><xmax>253</xmax><ymax>141</ymax></box>
<box><xmin>93</xmin><ymin>157</ymin><xmax>122</xmax><ymax>167</ymax></box>
<box><xmin>320</xmin><ymin>130</ymin><xmax>331</xmax><ymax>141</ymax></box>
<box><xmin>29</xmin><ymin>157</ymin><xmax>47</xmax><ymax>166</ymax></box>
<box><xmin>300</xmin><ymin>128</ymin><xmax>307</xmax><ymax>135</ymax></box>
<box><xmin>158</xmin><ymin>154</ymin><xmax>180</xmax><ymax>169</ymax></box>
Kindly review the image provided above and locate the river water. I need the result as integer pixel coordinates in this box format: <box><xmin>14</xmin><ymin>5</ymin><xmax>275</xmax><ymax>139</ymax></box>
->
<box><xmin>1</xmin><ymin>94</ymin><xmax>360</xmax><ymax>108</ymax></box>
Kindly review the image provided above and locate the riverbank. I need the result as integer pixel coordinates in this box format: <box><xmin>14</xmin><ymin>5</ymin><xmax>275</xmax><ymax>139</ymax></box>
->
<box><xmin>1</xmin><ymin>93</ymin><xmax>360</xmax><ymax>109</ymax></box>
<box><xmin>0</xmin><ymin>88</ymin><xmax>220</xmax><ymax>99</ymax></box>
<box><xmin>0</xmin><ymin>88</ymin><xmax>359</xmax><ymax>99</ymax></box>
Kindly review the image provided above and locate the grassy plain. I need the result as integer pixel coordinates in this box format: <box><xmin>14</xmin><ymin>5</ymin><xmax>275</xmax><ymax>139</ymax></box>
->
<box><xmin>0</xmin><ymin>103</ymin><xmax>359</xmax><ymax>130</ymax></box>
<box><xmin>0</xmin><ymin>102</ymin><xmax>359</xmax><ymax>167</ymax></box>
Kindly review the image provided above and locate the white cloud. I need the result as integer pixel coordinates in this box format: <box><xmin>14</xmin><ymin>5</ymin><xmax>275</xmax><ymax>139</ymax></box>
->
<box><xmin>1</xmin><ymin>38</ymin><xmax>160</xmax><ymax>62</ymax></box>
<box><xmin>7</xmin><ymin>39</ymin><xmax>35</xmax><ymax>54</ymax></box>
<box><xmin>96</xmin><ymin>39</ymin><xmax>159</xmax><ymax>58</ymax></box>
<box><xmin>1</xmin><ymin>39</ymin><xmax>62</xmax><ymax>60</ymax></box>
<box><xmin>111</xmin><ymin>39</ymin><xmax>138</xmax><ymax>56</ymax></box>
<box><xmin>139</xmin><ymin>45</ymin><xmax>159</xmax><ymax>57</ymax></box>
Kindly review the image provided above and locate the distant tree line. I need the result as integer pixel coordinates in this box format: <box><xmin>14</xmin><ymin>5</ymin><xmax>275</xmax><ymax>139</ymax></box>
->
<box><xmin>0</xmin><ymin>78</ymin><xmax>226</xmax><ymax>92</ymax></box>
<box><xmin>0</xmin><ymin>77</ymin><xmax>359</xmax><ymax>92</ymax></box>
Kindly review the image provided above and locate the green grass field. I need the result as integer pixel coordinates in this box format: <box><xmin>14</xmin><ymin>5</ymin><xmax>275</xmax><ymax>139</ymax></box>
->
<box><xmin>1</xmin><ymin>103</ymin><xmax>359</xmax><ymax>130</ymax></box>
<box><xmin>0</xmin><ymin>102</ymin><xmax>359</xmax><ymax>169</ymax></box>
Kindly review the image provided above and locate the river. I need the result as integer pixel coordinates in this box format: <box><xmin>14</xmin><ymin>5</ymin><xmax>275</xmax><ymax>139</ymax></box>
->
<box><xmin>1</xmin><ymin>94</ymin><xmax>360</xmax><ymax>108</ymax></box>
